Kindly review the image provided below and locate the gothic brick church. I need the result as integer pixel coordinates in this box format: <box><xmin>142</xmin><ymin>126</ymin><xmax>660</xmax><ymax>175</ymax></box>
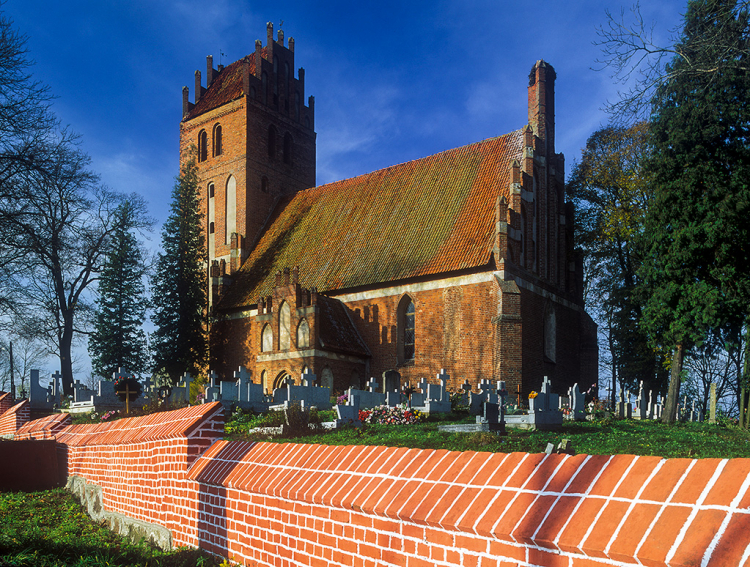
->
<box><xmin>179</xmin><ymin>23</ymin><xmax>598</xmax><ymax>397</ymax></box>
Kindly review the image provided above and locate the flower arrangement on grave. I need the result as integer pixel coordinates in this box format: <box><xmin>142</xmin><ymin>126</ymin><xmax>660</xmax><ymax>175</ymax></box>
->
<box><xmin>358</xmin><ymin>404</ymin><xmax>425</xmax><ymax>425</ymax></box>
<box><xmin>336</xmin><ymin>393</ymin><xmax>348</xmax><ymax>405</ymax></box>
<box><xmin>101</xmin><ymin>410</ymin><xmax>118</xmax><ymax>422</ymax></box>
<box><xmin>528</xmin><ymin>391</ymin><xmax>538</xmax><ymax>399</ymax></box>
<box><xmin>113</xmin><ymin>375</ymin><xmax>142</xmax><ymax>401</ymax></box>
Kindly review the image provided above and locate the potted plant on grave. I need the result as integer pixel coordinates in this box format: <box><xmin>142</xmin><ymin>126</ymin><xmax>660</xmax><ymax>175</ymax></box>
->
<box><xmin>113</xmin><ymin>375</ymin><xmax>142</xmax><ymax>402</ymax></box>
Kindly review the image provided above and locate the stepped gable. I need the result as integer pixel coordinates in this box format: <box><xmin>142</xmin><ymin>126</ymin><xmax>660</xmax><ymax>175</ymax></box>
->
<box><xmin>219</xmin><ymin>130</ymin><xmax>524</xmax><ymax>310</ymax></box>
<box><xmin>184</xmin><ymin>52</ymin><xmax>265</xmax><ymax>121</ymax></box>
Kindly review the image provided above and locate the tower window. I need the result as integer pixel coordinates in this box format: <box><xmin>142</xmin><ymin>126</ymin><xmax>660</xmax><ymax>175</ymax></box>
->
<box><xmin>295</xmin><ymin>91</ymin><xmax>300</xmax><ymax>121</ymax></box>
<box><xmin>198</xmin><ymin>129</ymin><xmax>208</xmax><ymax>162</ymax></box>
<box><xmin>212</xmin><ymin>124</ymin><xmax>222</xmax><ymax>156</ymax></box>
<box><xmin>283</xmin><ymin>133</ymin><xmax>293</xmax><ymax>165</ymax></box>
<box><xmin>208</xmin><ymin>183</ymin><xmax>215</xmax><ymax>198</ymax></box>
<box><xmin>209</xmin><ymin>221</ymin><xmax>214</xmax><ymax>234</ymax></box>
<box><xmin>261</xmin><ymin>176</ymin><xmax>269</xmax><ymax>193</ymax></box>
<box><xmin>261</xmin><ymin>72</ymin><xmax>268</xmax><ymax>104</ymax></box>
<box><xmin>268</xmin><ymin>125</ymin><xmax>276</xmax><ymax>159</ymax></box>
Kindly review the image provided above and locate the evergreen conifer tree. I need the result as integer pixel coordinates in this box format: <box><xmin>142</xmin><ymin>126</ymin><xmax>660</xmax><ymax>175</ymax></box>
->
<box><xmin>150</xmin><ymin>153</ymin><xmax>207</xmax><ymax>383</ymax></box>
<box><xmin>639</xmin><ymin>0</ymin><xmax>750</xmax><ymax>422</ymax></box>
<box><xmin>88</xmin><ymin>200</ymin><xmax>149</xmax><ymax>378</ymax></box>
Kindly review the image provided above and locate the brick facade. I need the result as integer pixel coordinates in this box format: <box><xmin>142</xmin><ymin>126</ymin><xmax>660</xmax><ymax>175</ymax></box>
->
<box><xmin>180</xmin><ymin>26</ymin><xmax>597</xmax><ymax>398</ymax></box>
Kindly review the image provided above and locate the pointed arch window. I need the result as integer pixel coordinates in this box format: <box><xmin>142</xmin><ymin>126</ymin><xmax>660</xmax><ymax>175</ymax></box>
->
<box><xmin>212</xmin><ymin>123</ymin><xmax>222</xmax><ymax>156</ymax></box>
<box><xmin>297</xmin><ymin>318</ymin><xmax>310</xmax><ymax>349</ymax></box>
<box><xmin>279</xmin><ymin>301</ymin><xmax>291</xmax><ymax>351</ymax></box>
<box><xmin>261</xmin><ymin>324</ymin><xmax>273</xmax><ymax>353</ymax></box>
<box><xmin>398</xmin><ymin>295</ymin><xmax>416</xmax><ymax>363</ymax></box>
<box><xmin>198</xmin><ymin>129</ymin><xmax>208</xmax><ymax>162</ymax></box>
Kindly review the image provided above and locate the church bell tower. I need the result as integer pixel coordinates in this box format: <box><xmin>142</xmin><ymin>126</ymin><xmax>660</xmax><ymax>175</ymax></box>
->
<box><xmin>179</xmin><ymin>22</ymin><xmax>317</xmax><ymax>309</ymax></box>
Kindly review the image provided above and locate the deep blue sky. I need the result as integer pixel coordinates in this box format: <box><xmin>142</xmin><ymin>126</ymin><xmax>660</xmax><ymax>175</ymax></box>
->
<box><xmin>5</xmin><ymin>0</ymin><xmax>686</xmax><ymax>379</ymax></box>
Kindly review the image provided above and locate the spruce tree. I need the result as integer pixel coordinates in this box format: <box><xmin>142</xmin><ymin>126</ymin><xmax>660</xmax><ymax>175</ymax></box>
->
<box><xmin>638</xmin><ymin>0</ymin><xmax>750</xmax><ymax>422</ymax></box>
<box><xmin>88</xmin><ymin>200</ymin><xmax>149</xmax><ymax>379</ymax></box>
<box><xmin>150</xmin><ymin>153</ymin><xmax>207</xmax><ymax>383</ymax></box>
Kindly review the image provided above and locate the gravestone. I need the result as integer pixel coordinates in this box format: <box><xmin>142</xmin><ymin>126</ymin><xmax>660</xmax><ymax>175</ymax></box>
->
<box><xmin>204</xmin><ymin>370</ymin><xmax>220</xmax><ymax>403</ymax></box>
<box><xmin>635</xmin><ymin>382</ymin><xmax>648</xmax><ymax>420</ymax></box>
<box><xmin>526</xmin><ymin>376</ymin><xmax>563</xmax><ymax>430</ymax></box>
<box><xmin>568</xmin><ymin>383</ymin><xmax>586</xmax><ymax>421</ymax></box>
<box><xmin>234</xmin><ymin>366</ymin><xmax>267</xmax><ymax>411</ymax></box>
<box><xmin>346</xmin><ymin>385</ymin><xmax>386</xmax><ymax>409</ymax></box>
<box><xmin>336</xmin><ymin>391</ymin><xmax>361</xmax><ymax>427</ymax></box>
<box><xmin>422</xmin><ymin>370</ymin><xmax>452</xmax><ymax>414</ymax></box>
<box><xmin>273</xmin><ymin>372</ymin><xmax>331</xmax><ymax>410</ymax></box>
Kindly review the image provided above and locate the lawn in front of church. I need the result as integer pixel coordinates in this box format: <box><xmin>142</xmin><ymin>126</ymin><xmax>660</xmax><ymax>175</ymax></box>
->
<box><xmin>224</xmin><ymin>408</ymin><xmax>750</xmax><ymax>459</ymax></box>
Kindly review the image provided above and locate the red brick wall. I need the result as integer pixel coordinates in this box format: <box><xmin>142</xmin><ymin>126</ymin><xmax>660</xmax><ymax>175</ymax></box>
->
<box><xmin>11</xmin><ymin>404</ymin><xmax>750</xmax><ymax>566</ymax></box>
<box><xmin>14</xmin><ymin>412</ymin><xmax>71</xmax><ymax>440</ymax></box>
<box><xmin>0</xmin><ymin>392</ymin><xmax>12</xmax><ymax>416</ymax></box>
<box><xmin>0</xmin><ymin>399</ymin><xmax>29</xmax><ymax>437</ymax></box>
<box><xmin>188</xmin><ymin>442</ymin><xmax>750</xmax><ymax>567</ymax></box>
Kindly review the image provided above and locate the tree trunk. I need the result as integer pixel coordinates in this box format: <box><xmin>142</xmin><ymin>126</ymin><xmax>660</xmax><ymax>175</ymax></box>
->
<box><xmin>60</xmin><ymin>314</ymin><xmax>75</xmax><ymax>397</ymax></box>
<box><xmin>663</xmin><ymin>343</ymin><xmax>684</xmax><ymax>423</ymax></box>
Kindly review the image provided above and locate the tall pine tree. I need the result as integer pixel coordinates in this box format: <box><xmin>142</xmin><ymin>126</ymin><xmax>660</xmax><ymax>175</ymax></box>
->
<box><xmin>151</xmin><ymin>153</ymin><xmax>207</xmax><ymax>383</ymax></box>
<box><xmin>88</xmin><ymin>200</ymin><xmax>149</xmax><ymax>378</ymax></box>
<box><xmin>638</xmin><ymin>0</ymin><xmax>750</xmax><ymax>422</ymax></box>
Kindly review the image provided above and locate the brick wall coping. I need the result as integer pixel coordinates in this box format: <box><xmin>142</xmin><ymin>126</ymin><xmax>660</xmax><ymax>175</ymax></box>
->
<box><xmin>3</xmin><ymin>399</ymin><xmax>28</xmax><ymax>417</ymax></box>
<box><xmin>14</xmin><ymin>412</ymin><xmax>72</xmax><ymax>439</ymax></box>
<box><xmin>0</xmin><ymin>392</ymin><xmax>11</xmax><ymax>411</ymax></box>
<box><xmin>188</xmin><ymin>441</ymin><xmax>750</xmax><ymax>566</ymax></box>
<box><xmin>55</xmin><ymin>402</ymin><xmax>223</xmax><ymax>446</ymax></box>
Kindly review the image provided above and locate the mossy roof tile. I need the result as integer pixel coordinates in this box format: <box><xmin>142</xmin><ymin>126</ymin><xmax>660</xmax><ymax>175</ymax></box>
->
<box><xmin>220</xmin><ymin>130</ymin><xmax>523</xmax><ymax>310</ymax></box>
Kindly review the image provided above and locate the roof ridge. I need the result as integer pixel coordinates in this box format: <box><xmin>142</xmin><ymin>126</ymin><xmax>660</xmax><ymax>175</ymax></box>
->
<box><xmin>302</xmin><ymin>129</ymin><xmax>525</xmax><ymax>197</ymax></box>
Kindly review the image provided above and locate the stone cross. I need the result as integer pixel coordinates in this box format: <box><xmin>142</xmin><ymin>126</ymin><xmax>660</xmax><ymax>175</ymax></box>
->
<box><xmin>181</xmin><ymin>371</ymin><xmax>194</xmax><ymax>397</ymax></box>
<box><xmin>113</xmin><ymin>368</ymin><xmax>129</xmax><ymax>382</ymax></box>
<box><xmin>143</xmin><ymin>375</ymin><xmax>154</xmax><ymax>394</ymax></box>
<box><xmin>208</xmin><ymin>370</ymin><xmax>219</xmax><ymax>388</ymax></box>
<box><xmin>479</xmin><ymin>379</ymin><xmax>493</xmax><ymax>397</ymax></box>
<box><xmin>50</xmin><ymin>371</ymin><xmax>62</xmax><ymax>398</ymax></box>
<box><xmin>366</xmin><ymin>377</ymin><xmax>379</xmax><ymax>392</ymax></box>
<box><xmin>301</xmin><ymin>371</ymin><xmax>316</xmax><ymax>387</ymax></box>
<box><xmin>234</xmin><ymin>366</ymin><xmax>251</xmax><ymax>402</ymax></box>
<box><xmin>436</xmin><ymin>369</ymin><xmax>450</xmax><ymax>401</ymax></box>
<box><xmin>462</xmin><ymin>380</ymin><xmax>472</xmax><ymax>395</ymax></box>
<box><xmin>417</xmin><ymin>377</ymin><xmax>429</xmax><ymax>394</ymax></box>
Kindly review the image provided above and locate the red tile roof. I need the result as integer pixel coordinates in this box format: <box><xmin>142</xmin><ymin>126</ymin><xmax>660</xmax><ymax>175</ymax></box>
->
<box><xmin>184</xmin><ymin>51</ymin><xmax>266</xmax><ymax>121</ymax></box>
<box><xmin>316</xmin><ymin>295</ymin><xmax>370</xmax><ymax>357</ymax></box>
<box><xmin>219</xmin><ymin>130</ymin><xmax>524</xmax><ymax>310</ymax></box>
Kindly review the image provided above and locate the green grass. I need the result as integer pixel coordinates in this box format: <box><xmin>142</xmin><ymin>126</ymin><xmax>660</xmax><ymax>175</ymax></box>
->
<box><xmin>0</xmin><ymin>489</ymin><xmax>229</xmax><ymax>567</ymax></box>
<box><xmin>225</xmin><ymin>411</ymin><xmax>750</xmax><ymax>459</ymax></box>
